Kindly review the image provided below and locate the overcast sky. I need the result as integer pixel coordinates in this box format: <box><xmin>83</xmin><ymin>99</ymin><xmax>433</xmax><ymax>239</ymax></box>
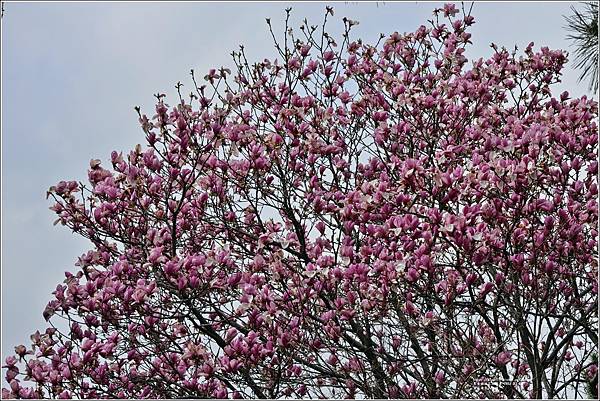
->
<box><xmin>1</xmin><ymin>1</ymin><xmax>592</xmax><ymax>367</ymax></box>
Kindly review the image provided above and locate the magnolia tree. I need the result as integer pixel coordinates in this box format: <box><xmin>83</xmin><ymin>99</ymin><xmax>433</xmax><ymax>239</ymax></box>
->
<box><xmin>3</xmin><ymin>4</ymin><xmax>598</xmax><ymax>399</ymax></box>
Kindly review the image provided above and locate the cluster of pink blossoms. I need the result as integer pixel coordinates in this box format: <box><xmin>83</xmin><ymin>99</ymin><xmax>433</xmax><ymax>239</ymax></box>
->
<box><xmin>3</xmin><ymin>4</ymin><xmax>598</xmax><ymax>399</ymax></box>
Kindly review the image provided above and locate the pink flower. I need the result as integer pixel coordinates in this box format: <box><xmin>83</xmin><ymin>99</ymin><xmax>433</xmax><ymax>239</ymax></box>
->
<box><xmin>434</xmin><ymin>370</ymin><xmax>445</xmax><ymax>385</ymax></box>
<box><xmin>478</xmin><ymin>282</ymin><xmax>494</xmax><ymax>297</ymax></box>
<box><xmin>406</xmin><ymin>267</ymin><xmax>420</xmax><ymax>282</ymax></box>
<box><xmin>404</xmin><ymin>300</ymin><xmax>418</xmax><ymax>317</ymax></box>
<box><xmin>495</xmin><ymin>351</ymin><xmax>512</xmax><ymax>365</ymax></box>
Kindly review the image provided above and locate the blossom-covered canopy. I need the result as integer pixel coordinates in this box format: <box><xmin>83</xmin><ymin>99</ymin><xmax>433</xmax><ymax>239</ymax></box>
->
<box><xmin>4</xmin><ymin>4</ymin><xmax>598</xmax><ymax>399</ymax></box>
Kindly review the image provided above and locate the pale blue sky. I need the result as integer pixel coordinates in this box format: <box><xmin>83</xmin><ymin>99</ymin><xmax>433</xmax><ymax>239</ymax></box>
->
<box><xmin>1</xmin><ymin>1</ymin><xmax>591</xmax><ymax>366</ymax></box>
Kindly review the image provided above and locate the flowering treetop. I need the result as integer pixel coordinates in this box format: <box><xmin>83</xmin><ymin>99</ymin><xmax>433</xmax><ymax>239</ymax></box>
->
<box><xmin>3</xmin><ymin>4</ymin><xmax>598</xmax><ymax>399</ymax></box>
